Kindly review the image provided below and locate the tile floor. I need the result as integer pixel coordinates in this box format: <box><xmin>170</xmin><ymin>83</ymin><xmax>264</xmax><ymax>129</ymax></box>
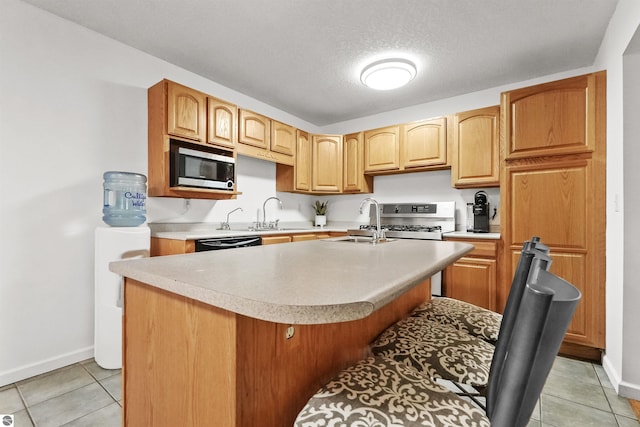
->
<box><xmin>0</xmin><ymin>356</ymin><xmax>638</xmax><ymax>426</ymax></box>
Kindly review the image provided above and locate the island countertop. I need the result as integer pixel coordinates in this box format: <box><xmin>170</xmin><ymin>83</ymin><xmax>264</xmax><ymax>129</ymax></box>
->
<box><xmin>110</xmin><ymin>238</ymin><xmax>473</xmax><ymax>324</ymax></box>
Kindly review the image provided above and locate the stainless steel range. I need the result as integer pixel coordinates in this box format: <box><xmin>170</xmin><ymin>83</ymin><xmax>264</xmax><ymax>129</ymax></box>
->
<box><xmin>348</xmin><ymin>201</ymin><xmax>456</xmax><ymax>296</ymax></box>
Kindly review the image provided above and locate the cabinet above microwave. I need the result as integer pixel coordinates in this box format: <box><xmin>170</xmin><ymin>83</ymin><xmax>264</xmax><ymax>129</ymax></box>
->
<box><xmin>148</xmin><ymin>80</ymin><xmax>241</xmax><ymax>199</ymax></box>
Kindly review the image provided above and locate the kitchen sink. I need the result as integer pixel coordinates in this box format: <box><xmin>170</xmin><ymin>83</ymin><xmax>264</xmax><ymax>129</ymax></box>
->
<box><xmin>330</xmin><ymin>236</ymin><xmax>396</xmax><ymax>244</ymax></box>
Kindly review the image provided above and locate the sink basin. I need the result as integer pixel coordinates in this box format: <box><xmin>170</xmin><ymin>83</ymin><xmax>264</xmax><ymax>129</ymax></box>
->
<box><xmin>331</xmin><ymin>236</ymin><xmax>396</xmax><ymax>244</ymax></box>
<box><xmin>230</xmin><ymin>227</ymin><xmax>311</xmax><ymax>232</ymax></box>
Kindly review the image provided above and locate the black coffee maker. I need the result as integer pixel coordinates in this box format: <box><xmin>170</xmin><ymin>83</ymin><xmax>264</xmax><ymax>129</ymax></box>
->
<box><xmin>467</xmin><ymin>191</ymin><xmax>490</xmax><ymax>233</ymax></box>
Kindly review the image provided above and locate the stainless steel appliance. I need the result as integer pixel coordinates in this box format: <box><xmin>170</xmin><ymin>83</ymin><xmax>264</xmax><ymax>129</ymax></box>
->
<box><xmin>350</xmin><ymin>201</ymin><xmax>456</xmax><ymax>296</ymax></box>
<box><xmin>170</xmin><ymin>140</ymin><xmax>235</xmax><ymax>191</ymax></box>
<box><xmin>195</xmin><ymin>235</ymin><xmax>261</xmax><ymax>251</ymax></box>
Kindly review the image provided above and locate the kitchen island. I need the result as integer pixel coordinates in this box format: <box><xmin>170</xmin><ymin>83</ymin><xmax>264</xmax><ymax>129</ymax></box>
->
<box><xmin>110</xmin><ymin>238</ymin><xmax>473</xmax><ymax>427</ymax></box>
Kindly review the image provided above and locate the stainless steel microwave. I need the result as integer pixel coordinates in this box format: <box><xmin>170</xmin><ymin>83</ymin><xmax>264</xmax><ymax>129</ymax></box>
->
<box><xmin>170</xmin><ymin>145</ymin><xmax>235</xmax><ymax>191</ymax></box>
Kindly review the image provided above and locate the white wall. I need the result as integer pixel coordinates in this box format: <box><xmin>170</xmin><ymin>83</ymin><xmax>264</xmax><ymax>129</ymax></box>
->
<box><xmin>0</xmin><ymin>0</ymin><xmax>321</xmax><ymax>385</ymax></box>
<box><xmin>593</xmin><ymin>0</ymin><xmax>640</xmax><ymax>400</ymax></box>
<box><xmin>2</xmin><ymin>0</ymin><xmax>634</xmax><ymax>390</ymax></box>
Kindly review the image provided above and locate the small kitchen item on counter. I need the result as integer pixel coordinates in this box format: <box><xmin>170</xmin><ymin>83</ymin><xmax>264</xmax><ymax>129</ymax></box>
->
<box><xmin>470</xmin><ymin>190</ymin><xmax>490</xmax><ymax>233</ymax></box>
<box><xmin>102</xmin><ymin>171</ymin><xmax>147</xmax><ymax>227</ymax></box>
<box><xmin>313</xmin><ymin>200</ymin><xmax>328</xmax><ymax>227</ymax></box>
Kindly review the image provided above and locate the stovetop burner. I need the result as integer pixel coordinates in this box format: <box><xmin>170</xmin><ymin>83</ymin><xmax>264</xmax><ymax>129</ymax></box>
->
<box><xmin>359</xmin><ymin>225</ymin><xmax>443</xmax><ymax>233</ymax></box>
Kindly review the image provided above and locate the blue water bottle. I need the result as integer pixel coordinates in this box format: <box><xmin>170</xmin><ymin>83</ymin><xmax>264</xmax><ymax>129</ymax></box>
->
<box><xmin>102</xmin><ymin>171</ymin><xmax>147</xmax><ymax>227</ymax></box>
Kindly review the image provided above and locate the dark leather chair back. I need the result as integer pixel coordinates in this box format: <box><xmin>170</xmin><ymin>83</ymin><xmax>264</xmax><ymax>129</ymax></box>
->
<box><xmin>486</xmin><ymin>269</ymin><xmax>581</xmax><ymax>427</ymax></box>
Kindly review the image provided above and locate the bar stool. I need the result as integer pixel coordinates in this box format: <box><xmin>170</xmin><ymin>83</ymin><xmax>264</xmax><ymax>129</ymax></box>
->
<box><xmin>295</xmin><ymin>269</ymin><xmax>581</xmax><ymax>427</ymax></box>
<box><xmin>409</xmin><ymin>237</ymin><xmax>550</xmax><ymax>344</ymax></box>
<box><xmin>369</xmin><ymin>237</ymin><xmax>552</xmax><ymax>390</ymax></box>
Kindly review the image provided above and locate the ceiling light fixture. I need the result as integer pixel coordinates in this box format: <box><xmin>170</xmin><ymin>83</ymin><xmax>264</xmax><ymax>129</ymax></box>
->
<box><xmin>360</xmin><ymin>58</ymin><xmax>417</xmax><ymax>90</ymax></box>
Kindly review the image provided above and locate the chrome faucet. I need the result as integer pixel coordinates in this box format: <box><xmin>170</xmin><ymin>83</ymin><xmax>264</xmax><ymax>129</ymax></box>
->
<box><xmin>262</xmin><ymin>196</ymin><xmax>283</xmax><ymax>229</ymax></box>
<box><xmin>218</xmin><ymin>207</ymin><xmax>243</xmax><ymax>230</ymax></box>
<box><xmin>359</xmin><ymin>197</ymin><xmax>385</xmax><ymax>243</ymax></box>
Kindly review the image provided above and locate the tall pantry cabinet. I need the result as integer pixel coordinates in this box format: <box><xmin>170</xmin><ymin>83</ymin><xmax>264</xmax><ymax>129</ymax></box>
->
<box><xmin>500</xmin><ymin>71</ymin><xmax>606</xmax><ymax>359</ymax></box>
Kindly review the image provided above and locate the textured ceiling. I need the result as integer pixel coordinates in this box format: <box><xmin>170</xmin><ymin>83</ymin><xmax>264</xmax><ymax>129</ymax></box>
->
<box><xmin>20</xmin><ymin>0</ymin><xmax>618</xmax><ymax>126</ymax></box>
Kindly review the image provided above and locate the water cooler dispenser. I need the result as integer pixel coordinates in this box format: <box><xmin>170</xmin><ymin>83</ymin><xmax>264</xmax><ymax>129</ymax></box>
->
<box><xmin>94</xmin><ymin>226</ymin><xmax>150</xmax><ymax>369</ymax></box>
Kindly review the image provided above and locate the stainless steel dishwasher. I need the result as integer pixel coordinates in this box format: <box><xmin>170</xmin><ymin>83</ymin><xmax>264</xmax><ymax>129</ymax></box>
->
<box><xmin>195</xmin><ymin>235</ymin><xmax>262</xmax><ymax>251</ymax></box>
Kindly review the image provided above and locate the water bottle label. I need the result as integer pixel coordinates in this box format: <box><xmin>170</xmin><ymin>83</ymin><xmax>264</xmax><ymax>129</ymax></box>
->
<box><xmin>126</xmin><ymin>191</ymin><xmax>146</xmax><ymax>208</ymax></box>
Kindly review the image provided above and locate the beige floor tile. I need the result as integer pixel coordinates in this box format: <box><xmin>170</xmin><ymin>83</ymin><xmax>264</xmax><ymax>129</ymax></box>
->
<box><xmin>29</xmin><ymin>382</ymin><xmax>114</xmax><ymax>427</ymax></box>
<box><xmin>80</xmin><ymin>360</ymin><xmax>121</xmax><ymax>381</ymax></box>
<box><xmin>617</xmin><ymin>414</ymin><xmax>640</xmax><ymax>427</ymax></box>
<box><xmin>0</xmin><ymin>386</ymin><xmax>24</xmax><ymax>413</ymax></box>
<box><xmin>99</xmin><ymin>373</ymin><xmax>122</xmax><ymax>402</ymax></box>
<box><xmin>540</xmin><ymin>394</ymin><xmax>618</xmax><ymax>427</ymax></box>
<box><xmin>17</xmin><ymin>365</ymin><xmax>94</xmax><ymax>406</ymax></box>
<box><xmin>63</xmin><ymin>402</ymin><xmax>122</xmax><ymax>427</ymax></box>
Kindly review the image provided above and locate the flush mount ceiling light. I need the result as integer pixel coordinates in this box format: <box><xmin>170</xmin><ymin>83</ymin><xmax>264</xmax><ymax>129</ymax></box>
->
<box><xmin>360</xmin><ymin>58</ymin><xmax>417</xmax><ymax>90</ymax></box>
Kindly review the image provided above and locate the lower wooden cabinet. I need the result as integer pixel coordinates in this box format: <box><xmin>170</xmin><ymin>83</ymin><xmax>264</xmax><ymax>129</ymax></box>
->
<box><xmin>261</xmin><ymin>235</ymin><xmax>293</xmax><ymax>245</ymax></box>
<box><xmin>443</xmin><ymin>238</ymin><xmax>499</xmax><ymax>311</ymax></box>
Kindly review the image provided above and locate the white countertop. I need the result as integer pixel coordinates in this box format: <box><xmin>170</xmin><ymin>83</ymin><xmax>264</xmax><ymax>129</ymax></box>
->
<box><xmin>110</xmin><ymin>238</ymin><xmax>473</xmax><ymax>325</ymax></box>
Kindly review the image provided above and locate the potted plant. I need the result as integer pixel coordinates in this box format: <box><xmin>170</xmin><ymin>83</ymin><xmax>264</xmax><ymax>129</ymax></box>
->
<box><xmin>312</xmin><ymin>200</ymin><xmax>328</xmax><ymax>227</ymax></box>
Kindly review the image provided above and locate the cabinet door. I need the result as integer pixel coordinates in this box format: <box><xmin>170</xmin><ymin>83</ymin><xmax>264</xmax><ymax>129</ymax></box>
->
<box><xmin>261</xmin><ymin>235</ymin><xmax>292</xmax><ymax>245</ymax></box>
<box><xmin>343</xmin><ymin>132</ymin><xmax>372</xmax><ymax>193</ymax></box>
<box><xmin>445</xmin><ymin>257</ymin><xmax>496</xmax><ymax>311</ymax></box>
<box><xmin>503</xmin><ymin>73</ymin><xmax>597</xmax><ymax>159</ymax></box>
<box><xmin>452</xmin><ymin>106</ymin><xmax>500</xmax><ymax>188</ymax></box>
<box><xmin>167</xmin><ymin>82</ymin><xmax>206</xmax><ymax>142</ymax></box>
<box><xmin>271</xmin><ymin>121</ymin><xmax>296</xmax><ymax>156</ymax></box>
<box><xmin>207</xmin><ymin>97</ymin><xmax>237</xmax><ymax>149</ymax></box>
<box><xmin>295</xmin><ymin>130</ymin><xmax>312</xmax><ymax>191</ymax></box>
<box><xmin>402</xmin><ymin>117</ymin><xmax>447</xmax><ymax>169</ymax></box>
<box><xmin>364</xmin><ymin>126</ymin><xmax>400</xmax><ymax>172</ymax></box>
<box><xmin>503</xmin><ymin>158</ymin><xmax>604</xmax><ymax>348</ymax></box>
<box><xmin>238</xmin><ymin>109</ymin><xmax>270</xmax><ymax>149</ymax></box>
<box><xmin>312</xmin><ymin>135</ymin><xmax>342</xmax><ymax>192</ymax></box>
<box><xmin>291</xmin><ymin>234</ymin><xmax>318</xmax><ymax>242</ymax></box>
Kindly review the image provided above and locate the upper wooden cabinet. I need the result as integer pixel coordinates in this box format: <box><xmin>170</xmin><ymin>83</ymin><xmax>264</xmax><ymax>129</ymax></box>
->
<box><xmin>363</xmin><ymin>119</ymin><xmax>450</xmax><ymax>175</ymax></box>
<box><xmin>503</xmin><ymin>73</ymin><xmax>598</xmax><ymax>159</ymax></box>
<box><xmin>166</xmin><ymin>81</ymin><xmax>207</xmax><ymax>142</ymax></box>
<box><xmin>364</xmin><ymin>126</ymin><xmax>401</xmax><ymax>172</ymax></box>
<box><xmin>312</xmin><ymin>134</ymin><xmax>342</xmax><ymax>192</ymax></box>
<box><xmin>452</xmin><ymin>106</ymin><xmax>500</xmax><ymax>188</ymax></box>
<box><xmin>271</xmin><ymin>121</ymin><xmax>296</xmax><ymax>156</ymax></box>
<box><xmin>401</xmin><ymin>117</ymin><xmax>448</xmax><ymax>169</ymax></box>
<box><xmin>207</xmin><ymin>96</ymin><xmax>237</xmax><ymax>150</ymax></box>
<box><xmin>238</xmin><ymin>109</ymin><xmax>270</xmax><ymax>149</ymax></box>
<box><xmin>343</xmin><ymin>132</ymin><xmax>373</xmax><ymax>193</ymax></box>
<box><xmin>295</xmin><ymin>130</ymin><xmax>312</xmax><ymax>191</ymax></box>
<box><xmin>147</xmin><ymin>80</ymin><xmax>239</xmax><ymax>199</ymax></box>
<box><xmin>237</xmin><ymin>110</ymin><xmax>294</xmax><ymax>166</ymax></box>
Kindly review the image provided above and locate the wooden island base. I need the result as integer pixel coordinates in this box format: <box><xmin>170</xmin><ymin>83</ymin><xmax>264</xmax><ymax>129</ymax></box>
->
<box><xmin>123</xmin><ymin>277</ymin><xmax>431</xmax><ymax>427</ymax></box>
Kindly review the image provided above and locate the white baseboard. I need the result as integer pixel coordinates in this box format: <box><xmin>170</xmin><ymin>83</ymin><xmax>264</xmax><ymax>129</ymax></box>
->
<box><xmin>602</xmin><ymin>353</ymin><xmax>640</xmax><ymax>400</ymax></box>
<box><xmin>0</xmin><ymin>346</ymin><xmax>94</xmax><ymax>387</ymax></box>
